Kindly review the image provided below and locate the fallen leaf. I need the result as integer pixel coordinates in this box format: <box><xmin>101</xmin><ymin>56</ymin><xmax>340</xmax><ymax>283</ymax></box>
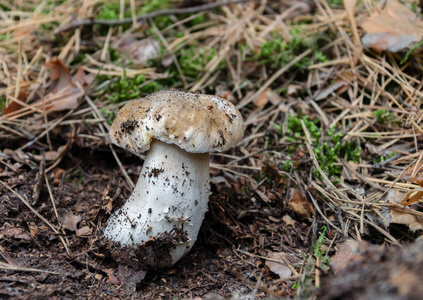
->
<box><xmin>282</xmin><ymin>214</ymin><xmax>296</xmax><ymax>226</ymax></box>
<box><xmin>288</xmin><ymin>187</ymin><xmax>315</xmax><ymax>219</ymax></box>
<box><xmin>28</xmin><ymin>223</ymin><xmax>38</xmax><ymax>237</ymax></box>
<box><xmin>115</xmin><ymin>37</ymin><xmax>160</xmax><ymax>65</ymax></box>
<box><xmin>76</xmin><ymin>226</ymin><xmax>92</xmax><ymax>237</ymax></box>
<box><xmin>266</xmin><ymin>89</ymin><xmax>284</xmax><ymax>105</ymax></box>
<box><xmin>108</xmin><ymin>274</ymin><xmax>121</xmax><ymax>285</ymax></box>
<box><xmin>44</xmin><ymin>58</ymin><xmax>85</xmax><ymax>111</ymax></box>
<box><xmin>53</xmin><ymin>168</ymin><xmax>66</xmax><ymax>185</ymax></box>
<box><xmin>401</xmin><ymin>177</ymin><xmax>423</xmax><ymax>206</ymax></box>
<box><xmin>386</xmin><ymin>189</ymin><xmax>423</xmax><ymax>232</ymax></box>
<box><xmin>1</xmin><ymin>224</ymin><xmax>32</xmax><ymax>241</ymax></box>
<box><xmin>218</xmin><ymin>90</ymin><xmax>236</xmax><ymax>103</ymax></box>
<box><xmin>286</xmin><ymin>84</ymin><xmax>301</xmax><ymax>96</ymax></box>
<box><xmin>95</xmin><ymin>274</ymin><xmax>103</xmax><ymax>281</ymax></box>
<box><xmin>2</xmin><ymin>90</ymin><xmax>28</xmax><ymax>116</ymax></box>
<box><xmin>360</xmin><ymin>1</ymin><xmax>423</xmax><ymax>52</ymax></box>
<box><xmin>74</xmin><ymin>65</ymin><xmax>95</xmax><ymax>87</ymax></box>
<box><xmin>254</xmin><ymin>90</ymin><xmax>268</xmax><ymax>107</ymax></box>
<box><xmin>58</xmin><ymin>211</ymin><xmax>82</xmax><ymax>231</ymax></box>
<box><xmin>265</xmin><ymin>252</ymin><xmax>292</xmax><ymax>278</ymax></box>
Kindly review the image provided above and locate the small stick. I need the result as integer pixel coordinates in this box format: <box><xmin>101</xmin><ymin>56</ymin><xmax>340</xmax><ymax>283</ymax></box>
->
<box><xmin>315</xmin><ymin>256</ymin><xmax>321</xmax><ymax>288</ymax></box>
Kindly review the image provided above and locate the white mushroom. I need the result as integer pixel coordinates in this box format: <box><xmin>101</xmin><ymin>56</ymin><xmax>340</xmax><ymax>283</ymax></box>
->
<box><xmin>104</xmin><ymin>90</ymin><xmax>244</xmax><ymax>268</ymax></box>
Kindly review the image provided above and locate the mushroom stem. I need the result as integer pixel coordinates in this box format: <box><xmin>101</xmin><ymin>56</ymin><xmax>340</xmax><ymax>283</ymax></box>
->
<box><xmin>104</xmin><ymin>140</ymin><xmax>210</xmax><ymax>267</ymax></box>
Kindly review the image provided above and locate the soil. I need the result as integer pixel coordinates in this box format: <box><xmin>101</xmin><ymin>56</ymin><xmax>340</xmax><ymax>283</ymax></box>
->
<box><xmin>0</xmin><ymin>145</ymin><xmax>307</xmax><ymax>299</ymax></box>
<box><xmin>2</xmin><ymin>144</ymin><xmax>421</xmax><ymax>299</ymax></box>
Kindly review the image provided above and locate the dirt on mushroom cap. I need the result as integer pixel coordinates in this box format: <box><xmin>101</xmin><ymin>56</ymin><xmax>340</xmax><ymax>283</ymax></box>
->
<box><xmin>109</xmin><ymin>90</ymin><xmax>244</xmax><ymax>154</ymax></box>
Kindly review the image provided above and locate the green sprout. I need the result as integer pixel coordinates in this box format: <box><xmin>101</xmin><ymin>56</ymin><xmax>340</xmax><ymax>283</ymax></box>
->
<box><xmin>140</xmin><ymin>0</ymin><xmax>172</xmax><ymax>29</ymax></box>
<box><xmin>401</xmin><ymin>40</ymin><xmax>423</xmax><ymax>64</ymax></box>
<box><xmin>312</xmin><ymin>226</ymin><xmax>331</xmax><ymax>286</ymax></box>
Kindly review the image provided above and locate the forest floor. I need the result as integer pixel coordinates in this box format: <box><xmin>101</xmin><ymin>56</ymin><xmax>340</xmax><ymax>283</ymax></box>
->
<box><xmin>1</xmin><ymin>0</ymin><xmax>423</xmax><ymax>299</ymax></box>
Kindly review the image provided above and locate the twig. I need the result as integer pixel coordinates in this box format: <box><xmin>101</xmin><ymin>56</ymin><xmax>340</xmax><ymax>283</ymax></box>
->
<box><xmin>54</xmin><ymin>0</ymin><xmax>255</xmax><ymax>33</ymax></box>
<box><xmin>0</xmin><ymin>262</ymin><xmax>59</xmax><ymax>274</ymax></box>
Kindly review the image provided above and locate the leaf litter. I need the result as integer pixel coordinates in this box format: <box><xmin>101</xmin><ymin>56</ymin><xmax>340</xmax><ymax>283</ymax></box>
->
<box><xmin>0</xmin><ymin>0</ymin><xmax>423</xmax><ymax>298</ymax></box>
<box><xmin>361</xmin><ymin>0</ymin><xmax>423</xmax><ymax>52</ymax></box>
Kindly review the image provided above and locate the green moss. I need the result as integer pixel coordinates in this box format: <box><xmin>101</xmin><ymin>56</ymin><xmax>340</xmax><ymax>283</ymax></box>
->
<box><xmin>97</xmin><ymin>2</ymin><xmax>129</xmax><ymax>20</ymax></box>
<box><xmin>100</xmin><ymin>108</ymin><xmax>115</xmax><ymax>125</ymax></box>
<box><xmin>274</xmin><ymin>115</ymin><xmax>361</xmax><ymax>181</ymax></box>
<box><xmin>138</xmin><ymin>0</ymin><xmax>169</xmax><ymax>14</ymax></box>
<box><xmin>373</xmin><ymin>109</ymin><xmax>399</xmax><ymax>127</ymax></box>
<box><xmin>98</xmin><ymin>73</ymin><xmax>159</xmax><ymax>103</ymax></box>
<box><xmin>178</xmin><ymin>46</ymin><xmax>221</xmax><ymax>78</ymax></box>
<box><xmin>256</xmin><ymin>29</ymin><xmax>327</xmax><ymax>71</ymax></box>
<box><xmin>0</xmin><ymin>33</ymin><xmax>11</xmax><ymax>42</ymax></box>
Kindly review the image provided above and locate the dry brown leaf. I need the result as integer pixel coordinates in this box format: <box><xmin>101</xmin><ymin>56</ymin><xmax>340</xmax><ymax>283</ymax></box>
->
<box><xmin>286</xmin><ymin>84</ymin><xmax>301</xmax><ymax>96</ymax></box>
<box><xmin>265</xmin><ymin>252</ymin><xmax>292</xmax><ymax>278</ymax></box>
<box><xmin>282</xmin><ymin>214</ymin><xmax>297</xmax><ymax>226</ymax></box>
<box><xmin>108</xmin><ymin>274</ymin><xmax>121</xmax><ymax>285</ymax></box>
<box><xmin>361</xmin><ymin>1</ymin><xmax>423</xmax><ymax>52</ymax></box>
<box><xmin>401</xmin><ymin>177</ymin><xmax>423</xmax><ymax>206</ymax></box>
<box><xmin>387</xmin><ymin>189</ymin><xmax>423</xmax><ymax>232</ymax></box>
<box><xmin>2</xmin><ymin>91</ymin><xmax>28</xmax><ymax>115</ymax></box>
<box><xmin>1</xmin><ymin>224</ymin><xmax>32</xmax><ymax>241</ymax></box>
<box><xmin>44</xmin><ymin>58</ymin><xmax>85</xmax><ymax>111</ymax></box>
<box><xmin>76</xmin><ymin>226</ymin><xmax>92</xmax><ymax>237</ymax></box>
<box><xmin>53</xmin><ymin>168</ymin><xmax>66</xmax><ymax>185</ymax></box>
<box><xmin>254</xmin><ymin>90</ymin><xmax>269</xmax><ymax>107</ymax></box>
<box><xmin>253</xmin><ymin>89</ymin><xmax>284</xmax><ymax>107</ymax></box>
<box><xmin>288</xmin><ymin>187</ymin><xmax>314</xmax><ymax>219</ymax></box>
<box><xmin>115</xmin><ymin>37</ymin><xmax>160</xmax><ymax>65</ymax></box>
<box><xmin>28</xmin><ymin>223</ymin><xmax>38</xmax><ymax>237</ymax></box>
<box><xmin>266</xmin><ymin>90</ymin><xmax>284</xmax><ymax>105</ymax></box>
<box><xmin>389</xmin><ymin>204</ymin><xmax>423</xmax><ymax>232</ymax></box>
<box><xmin>58</xmin><ymin>211</ymin><xmax>82</xmax><ymax>231</ymax></box>
<box><xmin>74</xmin><ymin>65</ymin><xmax>95</xmax><ymax>87</ymax></box>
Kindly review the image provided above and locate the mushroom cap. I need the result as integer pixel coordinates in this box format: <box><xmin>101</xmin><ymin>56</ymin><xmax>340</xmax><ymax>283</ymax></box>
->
<box><xmin>109</xmin><ymin>90</ymin><xmax>244</xmax><ymax>154</ymax></box>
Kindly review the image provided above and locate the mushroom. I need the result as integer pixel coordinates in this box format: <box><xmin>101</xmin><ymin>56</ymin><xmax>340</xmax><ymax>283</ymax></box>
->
<box><xmin>104</xmin><ymin>90</ymin><xmax>244</xmax><ymax>267</ymax></box>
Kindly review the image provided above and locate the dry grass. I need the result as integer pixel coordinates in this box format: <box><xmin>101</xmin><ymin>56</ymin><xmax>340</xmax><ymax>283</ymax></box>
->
<box><xmin>1</xmin><ymin>0</ymin><xmax>423</xmax><ymax>298</ymax></box>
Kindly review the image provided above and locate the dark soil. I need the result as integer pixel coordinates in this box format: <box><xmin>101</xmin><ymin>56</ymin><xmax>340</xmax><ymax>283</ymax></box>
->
<box><xmin>0</xmin><ymin>143</ymin><xmax>421</xmax><ymax>299</ymax></box>
<box><xmin>0</xmin><ymin>145</ymin><xmax>307</xmax><ymax>299</ymax></box>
